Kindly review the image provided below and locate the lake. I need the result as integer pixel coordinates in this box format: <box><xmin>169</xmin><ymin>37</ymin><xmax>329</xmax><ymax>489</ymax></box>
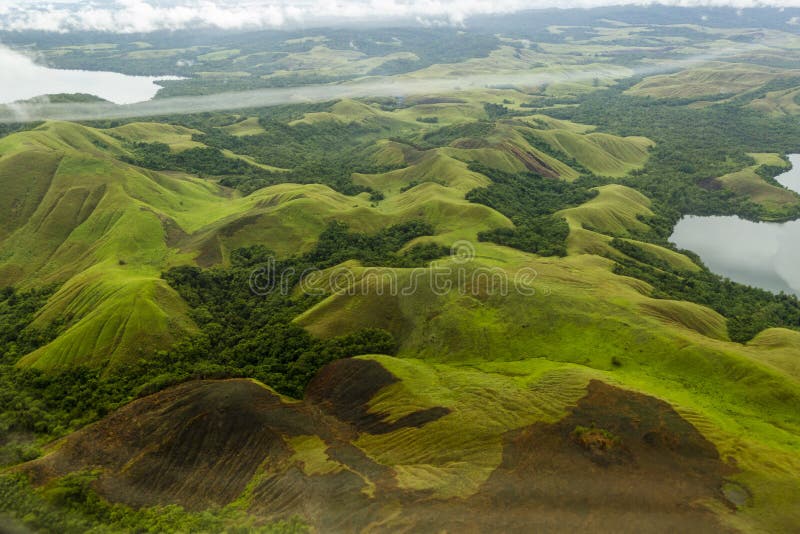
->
<box><xmin>670</xmin><ymin>154</ymin><xmax>800</xmax><ymax>296</ymax></box>
<box><xmin>0</xmin><ymin>45</ymin><xmax>179</xmax><ymax>105</ymax></box>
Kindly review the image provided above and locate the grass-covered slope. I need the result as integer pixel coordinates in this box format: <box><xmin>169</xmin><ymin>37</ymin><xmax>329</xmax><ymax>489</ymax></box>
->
<box><xmin>748</xmin><ymin>87</ymin><xmax>800</xmax><ymax>116</ymax></box>
<box><xmin>0</xmin><ymin>123</ymin><xmax>207</xmax><ymax>368</ymax></box>
<box><xmin>558</xmin><ymin>184</ymin><xmax>653</xmax><ymax>236</ymax></box>
<box><xmin>2</xmin><ymin>83</ymin><xmax>800</xmax><ymax>532</ymax></box>
<box><xmin>746</xmin><ymin>328</ymin><xmax>800</xmax><ymax>380</ymax></box>
<box><xmin>7</xmin><ymin>358</ymin><xmax>762</xmax><ymax>532</ymax></box>
<box><xmin>19</xmin><ymin>267</ymin><xmax>196</xmax><ymax>369</ymax></box>
<box><xmin>4</xmin><ymin>100</ymin><xmax>651</xmax><ymax>369</ymax></box>
<box><xmin>712</xmin><ymin>153</ymin><xmax>799</xmax><ymax>218</ymax></box>
<box><xmin>627</xmin><ymin>63</ymin><xmax>793</xmax><ymax>100</ymax></box>
<box><xmin>293</xmin><ymin>242</ymin><xmax>800</xmax><ymax>531</ymax></box>
<box><xmin>183</xmin><ymin>180</ymin><xmax>511</xmax><ymax>262</ymax></box>
<box><xmin>13</xmin><ymin>347</ymin><xmax>800</xmax><ymax>532</ymax></box>
<box><xmin>527</xmin><ymin>126</ymin><xmax>653</xmax><ymax>177</ymax></box>
<box><xmin>0</xmin><ymin>115</ymin><xmax>519</xmax><ymax>369</ymax></box>
<box><xmin>304</xmin><ymin>100</ymin><xmax>653</xmax><ymax>183</ymax></box>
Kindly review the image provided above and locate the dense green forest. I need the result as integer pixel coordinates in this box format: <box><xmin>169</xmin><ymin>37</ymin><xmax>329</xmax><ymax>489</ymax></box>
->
<box><xmin>0</xmin><ymin>472</ymin><xmax>305</xmax><ymax>533</ymax></box>
<box><xmin>549</xmin><ymin>83</ymin><xmax>800</xmax><ymax>225</ymax></box>
<box><xmin>0</xmin><ymin>221</ymin><xmax>445</xmax><ymax>470</ymax></box>
<box><xmin>121</xmin><ymin>119</ymin><xmax>402</xmax><ymax>196</ymax></box>
<box><xmin>0</xmin><ymin>286</ymin><xmax>63</xmax><ymax>365</ymax></box>
<box><xmin>123</xmin><ymin>142</ymin><xmax>257</xmax><ymax>175</ymax></box>
<box><xmin>610</xmin><ymin>239</ymin><xmax>800</xmax><ymax>342</ymax></box>
<box><xmin>4</xmin><ymin>8</ymin><xmax>800</xmax><ymax>531</ymax></box>
<box><xmin>466</xmin><ymin>164</ymin><xmax>598</xmax><ymax>256</ymax></box>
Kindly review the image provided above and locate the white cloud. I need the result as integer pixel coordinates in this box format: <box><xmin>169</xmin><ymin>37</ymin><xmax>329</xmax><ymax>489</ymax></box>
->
<box><xmin>0</xmin><ymin>0</ymin><xmax>798</xmax><ymax>33</ymax></box>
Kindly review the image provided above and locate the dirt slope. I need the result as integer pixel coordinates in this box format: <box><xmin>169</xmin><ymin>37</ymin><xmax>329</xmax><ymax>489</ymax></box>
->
<box><xmin>20</xmin><ymin>360</ymin><xmax>736</xmax><ymax>533</ymax></box>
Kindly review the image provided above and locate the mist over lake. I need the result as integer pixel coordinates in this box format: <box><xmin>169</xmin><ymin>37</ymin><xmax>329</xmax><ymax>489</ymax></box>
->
<box><xmin>0</xmin><ymin>45</ymin><xmax>178</xmax><ymax>104</ymax></box>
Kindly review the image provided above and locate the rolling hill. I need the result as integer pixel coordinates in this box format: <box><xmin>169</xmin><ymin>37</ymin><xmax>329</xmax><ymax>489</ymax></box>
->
<box><xmin>627</xmin><ymin>63</ymin><xmax>795</xmax><ymax>100</ymax></box>
<box><xmin>1</xmin><ymin>76</ymin><xmax>800</xmax><ymax>533</ymax></box>
<box><xmin>14</xmin><ymin>360</ymin><xmax>756</xmax><ymax>532</ymax></box>
<box><xmin>0</xmin><ymin>115</ymin><xmax>515</xmax><ymax>368</ymax></box>
<box><xmin>0</xmin><ymin>98</ymin><xmax>663</xmax><ymax>371</ymax></box>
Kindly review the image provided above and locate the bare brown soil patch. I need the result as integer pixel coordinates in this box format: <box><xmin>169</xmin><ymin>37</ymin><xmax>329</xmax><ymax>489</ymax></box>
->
<box><xmin>447</xmin><ymin>380</ymin><xmax>736</xmax><ymax>533</ymax></box>
<box><xmin>306</xmin><ymin>358</ymin><xmax>450</xmax><ymax>434</ymax></box>
<box><xmin>19</xmin><ymin>367</ymin><xmax>735</xmax><ymax>533</ymax></box>
<box><xmin>503</xmin><ymin>142</ymin><xmax>560</xmax><ymax>178</ymax></box>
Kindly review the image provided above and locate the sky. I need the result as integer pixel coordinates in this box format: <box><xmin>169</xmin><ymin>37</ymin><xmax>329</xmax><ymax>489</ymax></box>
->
<box><xmin>0</xmin><ymin>0</ymin><xmax>798</xmax><ymax>33</ymax></box>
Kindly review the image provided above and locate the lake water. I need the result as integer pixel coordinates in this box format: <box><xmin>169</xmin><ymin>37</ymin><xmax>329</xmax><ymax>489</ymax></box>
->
<box><xmin>670</xmin><ymin>154</ymin><xmax>800</xmax><ymax>296</ymax></box>
<box><xmin>0</xmin><ymin>45</ymin><xmax>179</xmax><ymax>105</ymax></box>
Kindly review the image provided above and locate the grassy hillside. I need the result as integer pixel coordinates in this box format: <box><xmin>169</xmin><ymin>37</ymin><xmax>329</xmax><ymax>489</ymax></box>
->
<box><xmin>13</xmin><ymin>339</ymin><xmax>800</xmax><ymax>532</ymax></box>
<box><xmin>2</xmin><ymin>74</ymin><xmax>800</xmax><ymax>532</ymax></box>
<box><xmin>695</xmin><ymin>152</ymin><xmax>800</xmax><ymax>220</ymax></box>
<box><xmin>9</xmin><ymin>357</ymin><xmax>789</xmax><ymax>532</ymax></box>
<box><xmin>527</xmin><ymin>127</ymin><xmax>653</xmax><ymax>177</ymax></box>
<box><xmin>0</xmin><ymin>123</ymin><xmax>208</xmax><ymax>368</ymax></box>
<box><xmin>293</xmin><ymin>242</ymin><xmax>800</xmax><ymax>531</ymax></box>
<box><xmin>748</xmin><ymin>87</ymin><xmax>800</xmax><ymax>116</ymax></box>
<box><xmin>0</xmin><ymin>115</ymin><xmax>521</xmax><ymax>369</ymax></box>
<box><xmin>627</xmin><ymin>63</ymin><xmax>793</xmax><ymax>100</ymax></box>
<box><xmin>747</xmin><ymin>328</ymin><xmax>800</xmax><ymax>380</ymax></box>
<box><xmin>558</xmin><ymin>184</ymin><xmax>653</xmax><ymax>236</ymax></box>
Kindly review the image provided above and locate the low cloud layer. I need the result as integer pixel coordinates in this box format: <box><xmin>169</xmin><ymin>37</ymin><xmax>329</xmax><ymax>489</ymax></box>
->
<box><xmin>0</xmin><ymin>0</ymin><xmax>798</xmax><ymax>33</ymax></box>
<box><xmin>0</xmin><ymin>44</ymin><xmax>753</xmax><ymax>122</ymax></box>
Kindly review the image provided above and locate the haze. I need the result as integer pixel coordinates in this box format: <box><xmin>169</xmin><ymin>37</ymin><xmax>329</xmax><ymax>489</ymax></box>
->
<box><xmin>2</xmin><ymin>0</ymin><xmax>800</xmax><ymax>33</ymax></box>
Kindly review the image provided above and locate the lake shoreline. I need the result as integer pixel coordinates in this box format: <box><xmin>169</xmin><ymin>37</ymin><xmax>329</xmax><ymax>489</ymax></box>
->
<box><xmin>0</xmin><ymin>45</ymin><xmax>182</xmax><ymax>105</ymax></box>
<box><xmin>670</xmin><ymin>154</ymin><xmax>800</xmax><ymax>297</ymax></box>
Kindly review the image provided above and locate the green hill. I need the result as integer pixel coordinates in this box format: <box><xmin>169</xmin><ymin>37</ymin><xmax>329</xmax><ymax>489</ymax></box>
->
<box><xmin>0</xmin><ymin>106</ymin><xmax>655</xmax><ymax>371</ymax></box>
<box><xmin>0</xmin><ymin>117</ymin><xmax>516</xmax><ymax>368</ymax></box>
<box><xmin>711</xmin><ymin>153</ymin><xmax>799</xmax><ymax>218</ymax></box>
<box><xmin>1</xmin><ymin>89</ymin><xmax>800</xmax><ymax>533</ymax></box>
<box><xmin>527</xmin><ymin>127</ymin><xmax>653</xmax><ymax>177</ymax></box>
<box><xmin>627</xmin><ymin>63</ymin><xmax>791</xmax><ymax>100</ymax></box>
<box><xmin>292</xmin><ymin>242</ymin><xmax>800</xmax><ymax>531</ymax></box>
